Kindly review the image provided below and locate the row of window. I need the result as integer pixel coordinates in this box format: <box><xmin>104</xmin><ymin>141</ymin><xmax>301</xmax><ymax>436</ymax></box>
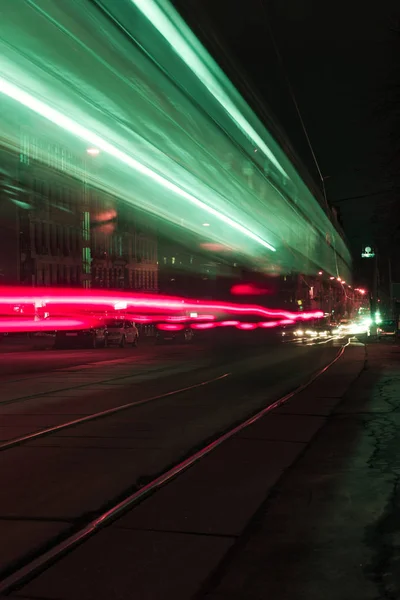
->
<box><xmin>35</xmin><ymin>265</ymin><xmax>159</xmax><ymax>289</ymax></box>
<box><xmin>33</xmin><ymin>221</ymin><xmax>81</xmax><ymax>256</ymax></box>
<box><xmin>92</xmin><ymin>267</ymin><xmax>158</xmax><ymax>290</ymax></box>
<box><xmin>32</xmin><ymin>178</ymin><xmax>77</xmax><ymax>214</ymax></box>
<box><xmin>21</xmin><ymin>135</ymin><xmax>82</xmax><ymax>178</ymax></box>
<box><xmin>36</xmin><ymin>264</ymin><xmax>81</xmax><ymax>286</ymax></box>
<box><xmin>162</xmin><ymin>256</ymin><xmax>194</xmax><ymax>266</ymax></box>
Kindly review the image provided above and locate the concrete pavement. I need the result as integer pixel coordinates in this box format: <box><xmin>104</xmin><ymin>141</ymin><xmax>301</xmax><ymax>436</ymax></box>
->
<box><xmin>201</xmin><ymin>342</ymin><xmax>400</xmax><ymax>600</ymax></box>
<box><xmin>2</xmin><ymin>341</ymin><xmax>367</xmax><ymax>600</ymax></box>
<box><xmin>0</xmin><ymin>340</ymin><xmax>339</xmax><ymax>592</ymax></box>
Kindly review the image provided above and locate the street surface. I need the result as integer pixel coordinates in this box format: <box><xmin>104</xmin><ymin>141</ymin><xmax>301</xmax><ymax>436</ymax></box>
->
<box><xmin>0</xmin><ymin>333</ymin><xmax>342</xmax><ymax>589</ymax></box>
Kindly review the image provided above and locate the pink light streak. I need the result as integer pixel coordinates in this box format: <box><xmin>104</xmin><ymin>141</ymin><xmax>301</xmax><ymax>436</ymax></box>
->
<box><xmin>0</xmin><ymin>287</ymin><xmax>323</xmax><ymax>335</ymax></box>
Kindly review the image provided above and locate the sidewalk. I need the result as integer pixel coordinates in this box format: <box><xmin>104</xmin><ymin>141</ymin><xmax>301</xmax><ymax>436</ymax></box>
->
<box><xmin>201</xmin><ymin>341</ymin><xmax>400</xmax><ymax>600</ymax></box>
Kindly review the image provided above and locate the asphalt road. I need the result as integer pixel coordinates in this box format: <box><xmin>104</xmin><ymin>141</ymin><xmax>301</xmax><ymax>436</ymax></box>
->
<box><xmin>0</xmin><ymin>334</ymin><xmax>342</xmax><ymax>584</ymax></box>
<box><xmin>0</xmin><ymin>330</ymin><xmax>280</xmax><ymax>378</ymax></box>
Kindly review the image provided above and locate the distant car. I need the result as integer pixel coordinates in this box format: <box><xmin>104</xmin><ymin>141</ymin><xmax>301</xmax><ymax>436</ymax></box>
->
<box><xmin>377</xmin><ymin>320</ymin><xmax>396</xmax><ymax>340</ymax></box>
<box><xmin>156</xmin><ymin>327</ymin><xmax>194</xmax><ymax>344</ymax></box>
<box><xmin>104</xmin><ymin>319</ymin><xmax>139</xmax><ymax>347</ymax></box>
<box><xmin>54</xmin><ymin>323</ymin><xmax>107</xmax><ymax>349</ymax></box>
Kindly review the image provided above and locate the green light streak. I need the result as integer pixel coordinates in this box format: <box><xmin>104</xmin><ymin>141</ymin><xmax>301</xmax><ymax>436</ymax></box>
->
<box><xmin>0</xmin><ymin>0</ymin><xmax>352</xmax><ymax>278</ymax></box>
<box><xmin>0</xmin><ymin>76</ymin><xmax>276</xmax><ymax>252</ymax></box>
<box><xmin>130</xmin><ymin>0</ymin><xmax>288</xmax><ymax>179</ymax></box>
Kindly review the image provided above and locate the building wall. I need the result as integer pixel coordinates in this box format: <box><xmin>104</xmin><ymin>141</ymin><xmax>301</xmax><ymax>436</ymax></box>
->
<box><xmin>0</xmin><ymin>184</ymin><xmax>20</xmax><ymax>285</ymax></box>
<box><xmin>0</xmin><ymin>134</ymin><xmax>158</xmax><ymax>291</ymax></box>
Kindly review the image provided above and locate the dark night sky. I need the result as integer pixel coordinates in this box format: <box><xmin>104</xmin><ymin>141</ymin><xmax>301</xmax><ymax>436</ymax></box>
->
<box><xmin>173</xmin><ymin>0</ymin><xmax>399</xmax><ymax>267</ymax></box>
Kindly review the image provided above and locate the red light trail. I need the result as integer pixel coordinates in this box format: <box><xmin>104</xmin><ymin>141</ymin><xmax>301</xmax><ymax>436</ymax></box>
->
<box><xmin>0</xmin><ymin>287</ymin><xmax>323</xmax><ymax>333</ymax></box>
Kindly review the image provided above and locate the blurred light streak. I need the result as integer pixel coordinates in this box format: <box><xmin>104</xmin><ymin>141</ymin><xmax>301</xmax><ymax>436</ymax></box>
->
<box><xmin>0</xmin><ymin>318</ymin><xmax>92</xmax><ymax>332</ymax></box>
<box><xmin>157</xmin><ymin>324</ymin><xmax>184</xmax><ymax>331</ymax></box>
<box><xmin>200</xmin><ymin>243</ymin><xmax>230</xmax><ymax>252</ymax></box>
<box><xmin>0</xmin><ymin>77</ymin><xmax>276</xmax><ymax>253</ymax></box>
<box><xmin>220</xmin><ymin>320</ymin><xmax>240</xmax><ymax>327</ymax></box>
<box><xmin>236</xmin><ymin>323</ymin><xmax>258</xmax><ymax>330</ymax></box>
<box><xmin>131</xmin><ymin>0</ymin><xmax>288</xmax><ymax>178</ymax></box>
<box><xmin>190</xmin><ymin>322</ymin><xmax>216</xmax><ymax>330</ymax></box>
<box><xmin>231</xmin><ymin>284</ymin><xmax>268</xmax><ymax>296</ymax></box>
<box><xmin>86</xmin><ymin>147</ymin><xmax>100</xmax><ymax>156</ymax></box>
<box><xmin>0</xmin><ymin>287</ymin><xmax>322</xmax><ymax>322</ymax></box>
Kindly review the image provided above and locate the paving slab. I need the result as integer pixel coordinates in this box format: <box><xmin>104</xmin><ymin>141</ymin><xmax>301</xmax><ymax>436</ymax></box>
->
<box><xmin>199</xmin><ymin>344</ymin><xmax>400</xmax><ymax>600</ymax></box>
<box><xmin>0</xmin><ymin>427</ymin><xmax>46</xmax><ymax>441</ymax></box>
<box><xmin>118</xmin><ymin>438</ymin><xmax>304</xmax><ymax>537</ymax></box>
<box><xmin>27</xmin><ymin>435</ymin><xmax>167</xmax><ymax>449</ymax></box>
<box><xmin>13</xmin><ymin>528</ymin><xmax>234</xmax><ymax>600</ymax></box>
<box><xmin>237</xmin><ymin>413</ymin><xmax>326</xmax><ymax>443</ymax></box>
<box><xmin>2</xmin><ymin>342</ymin><xmax>363</xmax><ymax>599</ymax></box>
<box><xmin>0</xmin><ymin>446</ymin><xmax>166</xmax><ymax>519</ymax></box>
<box><xmin>274</xmin><ymin>395</ymin><xmax>341</xmax><ymax>416</ymax></box>
<box><xmin>299</xmin><ymin>374</ymin><xmax>358</xmax><ymax>398</ymax></box>
<box><xmin>0</xmin><ymin>415</ymin><xmax>82</xmax><ymax>428</ymax></box>
<box><xmin>0</xmin><ymin>519</ymin><xmax>70</xmax><ymax>575</ymax></box>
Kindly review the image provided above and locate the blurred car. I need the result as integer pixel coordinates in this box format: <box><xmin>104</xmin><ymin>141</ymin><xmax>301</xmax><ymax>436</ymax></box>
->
<box><xmin>104</xmin><ymin>319</ymin><xmax>139</xmax><ymax>347</ymax></box>
<box><xmin>54</xmin><ymin>323</ymin><xmax>107</xmax><ymax>349</ymax></box>
<box><xmin>377</xmin><ymin>320</ymin><xmax>396</xmax><ymax>340</ymax></box>
<box><xmin>156</xmin><ymin>327</ymin><xmax>194</xmax><ymax>344</ymax></box>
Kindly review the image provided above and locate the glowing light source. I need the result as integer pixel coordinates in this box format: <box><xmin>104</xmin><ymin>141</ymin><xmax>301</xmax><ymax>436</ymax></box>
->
<box><xmin>259</xmin><ymin>321</ymin><xmax>279</xmax><ymax>328</ymax></box>
<box><xmin>202</xmin><ymin>223</ymin><xmax>210</xmax><ymax>227</ymax></box>
<box><xmin>231</xmin><ymin>284</ymin><xmax>268</xmax><ymax>296</ymax></box>
<box><xmin>236</xmin><ymin>323</ymin><xmax>258</xmax><ymax>330</ymax></box>
<box><xmin>157</xmin><ymin>324</ymin><xmax>184</xmax><ymax>331</ymax></box>
<box><xmin>191</xmin><ymin>322</ymin><xmax>216</xmax><ymax>330</ymax></box>
<box><xmin>0</xmin><ymin>287</ymin><xmax>325</xmax><ymax>326</ymax></box>
<box><xmin>130</xmin><ymin>0</ymin><xmax>288</xmax><ymax>179</ymax></box>
<box><xmin>86</xmin><ymin>147</ymin><xmax>100</xmax><ymax>156</ymax></box>
<box><xmin>0</xmin><ymin>318</ymin><xmax>92</xmax><ymax>332</ymax></box>
<box><xmin>0</xmin><ymin>77</ymin><xmax>276</xmax><ymax>253</ymax></box>
<box><xmin>114</xmin><ymin>302</ymin><xmax>127</xmax><ymax>310</ymax></box>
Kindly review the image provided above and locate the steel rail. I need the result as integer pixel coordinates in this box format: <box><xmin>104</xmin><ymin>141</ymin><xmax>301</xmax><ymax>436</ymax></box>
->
<box><xmin>0</xmin><ymin>340</ymin><xmax>350</xmax><ymax>595</ymax></box>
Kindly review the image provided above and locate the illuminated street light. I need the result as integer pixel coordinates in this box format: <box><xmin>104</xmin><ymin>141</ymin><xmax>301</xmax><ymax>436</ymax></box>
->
<box><xmin>318</xmin><ymin>271</ymin><xmax>323</xmax><ymax>275</ymax></box>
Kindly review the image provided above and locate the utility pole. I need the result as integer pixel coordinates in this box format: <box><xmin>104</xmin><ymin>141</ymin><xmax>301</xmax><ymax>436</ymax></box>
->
<box><xmin>361</xmin><ymin>244</ymin><xmax>378</xmax><ymax>325</ymax></box>
<box><xmin>372</xmin><ymin>250</ymin><xmax>378</xmax><ymax>318</ymax></box>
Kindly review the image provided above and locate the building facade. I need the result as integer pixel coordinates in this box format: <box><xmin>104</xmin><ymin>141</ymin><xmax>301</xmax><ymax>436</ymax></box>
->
<box><xmin>0</xmin><ymin>133</ymin><xmax>158</xmax><ymax>291</ymax></box>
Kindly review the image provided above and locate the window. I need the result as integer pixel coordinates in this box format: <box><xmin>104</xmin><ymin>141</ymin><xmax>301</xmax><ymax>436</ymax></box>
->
<box><xmin>41</xmin><ymin>224</ymin><xmax>47</xmax><ymax>252</ymax></box>
<box><xmin>35</xmin><ymin>223</ymin><xmax>41</xmax><ymax>253</ymax></box>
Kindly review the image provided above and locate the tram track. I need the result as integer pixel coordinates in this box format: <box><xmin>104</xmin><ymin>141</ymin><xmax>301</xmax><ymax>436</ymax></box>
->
<box><xmin>0</xmin><ymin>341</ymin><xmax>349</xmax><ymax>596</ymax></box>
<box><xmin>0</xmin><ymin>372</ymin><xmax>231</xmax><ymax>451</ymax></box>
